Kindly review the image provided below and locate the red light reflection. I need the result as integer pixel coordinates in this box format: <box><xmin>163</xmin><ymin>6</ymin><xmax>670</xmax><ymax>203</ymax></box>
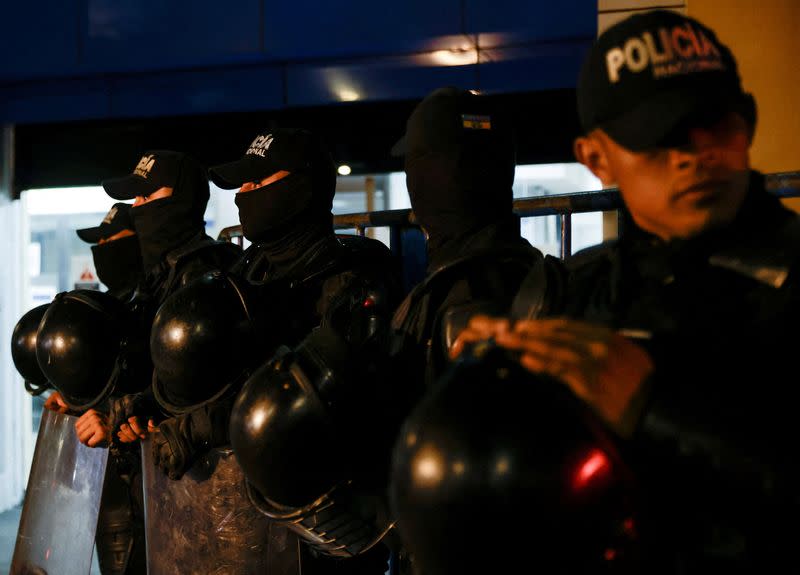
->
<box><xmin>573</xmin><ymin>448</ymin><xmax>612</xmax><ymax>490</ymax></box>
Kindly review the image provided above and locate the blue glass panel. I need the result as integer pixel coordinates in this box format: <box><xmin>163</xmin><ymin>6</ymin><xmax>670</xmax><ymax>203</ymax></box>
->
<box><xmin>465</xmin><ymin>0</ymin><xmax>596</xmax><ymax>46</ymax></box>
<box><xmin>286</xmin><ymin>54</ymin><xmax>478</xmax><ymax>107</ymax></box>
<box><xmin>264</xmin><ymin>0</ymin><xmax>463</xmax><ymax>60</ymax></box>
<box><xmin>83</xmin><ymin>0</ymin><xmax>263</xmax><ymax>73</ymax></box>
<box><xmin>0</xmin><ymin>1</ymin><xmax>80</xmax><ymax>80</ymax></box>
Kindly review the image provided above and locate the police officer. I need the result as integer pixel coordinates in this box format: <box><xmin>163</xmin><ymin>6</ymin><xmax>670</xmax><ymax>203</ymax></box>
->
<box><xmin>212</xmin><ymin>128</ymin><xmax>401</xmax><ymax>573</ymax></box>
<box><xmin>15</xmin><ymin>202</ymin><xmax>146</xmax><ymax>574</ymax></box>
<box><xmin>76</xmin><ymin>202</ymin><xmax>143</xmax><ymax>298</ymax></box>
<box><xmin>389</xmin><ymin>86</ymin><xmax>545</xmax><ymax>392</ymax></box>
<box><xmin>381</xmin><ymin>87</ymin><xmax>548</xmax><ymax>573</ymax></box>
<box><xmin>97</xmin><ymin>150</ymin><xmax>241</xmax><ymax>442</ymax></box>
<box><xmin>454</xmin><ymin>10</ymin><xmax>800</xmax><ymax>573</ymax></box>
<box><xmin>69</xmin><ymin>202</ymin><xmax>147</xmax><ymax>575</ymax></box>
<box><xmin>37</xmin><ymin>201</ymin><xmax>142</xmax><ymax>418</ymax></box>
<box><xmin>12</xmin><ymin>202</ymin><xmax>140</xmax><ymax>414</ymax></box>
<box><xmin>62</xmin><ymin>151</ymin><xmax>239</xmax><ymax>574</ymax></box>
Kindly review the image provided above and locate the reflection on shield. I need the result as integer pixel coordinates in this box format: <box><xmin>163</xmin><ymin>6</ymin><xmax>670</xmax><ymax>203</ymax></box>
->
<box><xmin>142</xmin><ymin>438</ymin><xmax>301</xmax><ymax>575</ymax></box>
<box><xmin>11</xmin><ymin>409</ymin><xmax>109</xmax><ymax>575</ymax></box>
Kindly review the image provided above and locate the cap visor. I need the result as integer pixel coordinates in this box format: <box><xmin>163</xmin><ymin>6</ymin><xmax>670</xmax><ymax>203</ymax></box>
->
<box><xmin>209</xmin><ymin>156</ymin><xmax>271</xmax><ymax>190</ymax></box>
<box><xmin>602</xmin><ymin>84</ymin><xmax>752</xmax><ymax>152</ymax></box>
<box><xmin>390</xmin><ymin>134</ymin><xmax>407</xmax><ymax>157</ymax></box>
<box><xmin>102</xmin><ymin>175</ymin><xmax>162</xmax><ymax>200</ymax></box>
<box><xmin>76</xmin><ymin>226</ymin><xmax>103</xmax><ymax>243</ymax></box>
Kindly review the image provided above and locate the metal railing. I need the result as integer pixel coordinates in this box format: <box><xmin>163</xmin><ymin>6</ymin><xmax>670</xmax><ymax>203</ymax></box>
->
<box><xmin>218</xmin><ymin>171</ymin><xmax>800</xmax><ymax>257</ymax></box>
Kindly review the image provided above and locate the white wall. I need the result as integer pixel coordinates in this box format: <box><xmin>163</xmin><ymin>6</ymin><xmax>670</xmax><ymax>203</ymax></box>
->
<box><xmin>0</xmin><ymin>165</ymin><xmax>30</xmax><ymax>513</ymax></box>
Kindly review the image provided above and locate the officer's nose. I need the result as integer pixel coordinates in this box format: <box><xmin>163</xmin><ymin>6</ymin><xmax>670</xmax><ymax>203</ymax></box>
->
<box><xmin>671</xmin><ymin>124</ymin><xmax>725</xmax><ymax>171</ymax></box>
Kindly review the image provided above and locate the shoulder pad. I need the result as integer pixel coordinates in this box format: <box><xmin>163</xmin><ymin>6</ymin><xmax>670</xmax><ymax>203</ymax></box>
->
<box><xmin>391</xmin><ymin>246</ymin><xmax>540</xmax><ymax>333</ymax></box>
<box><xmin>510</xmin><ymin>254</ymin><xmax>568</xmax><ymax>320</ymax></box>
<box><xmin>564</xmin><ymin>241</ymin><xmax>618</xmax><ymax>273</ymax></box>
<box><xmin>423</xmin><ymin>246</ymin><xmax>542</xmax><ymax>293</ymax></box>
<box><xmin>336</xmin><ymin>234</ymin><xmax>394</xmax><ymax>264</ymax></box>
<box><xmin>441</xmin><ymin>300</ymin><xmax>507</xmax><ymax>357</ymax></box>
<box><xmin>709</xmin><ymin>215</ymin><xmax>800</xmax><ymax>289</ymax></box>
<box><xmin>168</xmin><ymin>236</ymin><xmax>241</xmax><ymax>268</ymax></box>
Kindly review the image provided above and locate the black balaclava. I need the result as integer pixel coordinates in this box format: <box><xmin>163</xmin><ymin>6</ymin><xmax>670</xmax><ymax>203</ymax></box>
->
<box><xmin>131</xmin><ymin>155</ymin><xmax>210</xmax><ymax>271</ymax></box>
<box><xmin>234</xmin><ymin>133</ymin><xmax>337</xmax><ymax>270</ymax></box>
<box><xmin>403</xmin><ymin>87</ymin><xmax>516</xmax><ymax>256</ymax></box>
<box><xmin>91</xmin><ymin>234</ymin><xmax>143</xmax><ymax>293</ymax></box>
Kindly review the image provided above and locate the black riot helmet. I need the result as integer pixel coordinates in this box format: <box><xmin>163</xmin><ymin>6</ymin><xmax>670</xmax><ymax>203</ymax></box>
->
<box><xmin>36</xmin><ymin>290</ymin><xmax>127</xmax><ymax>411</ymax></box>
<box><xmin>389</xmin><ymin>345</ymin><xmax>641</xmax><ymax>575</ymax></box>
<box><xmin>11</xmin><ymin>303</ymin><xmax>51</xmax><ymax>396</ymax></box>
<box><xmin>150</xmin><ymin>271</ymin><xmax>256</xmax><ymax>414</ymax></box>
<box><xmin>230</xmin><ymin>327</ymin><xmax>357</xmax><ymax>509</ymax></box>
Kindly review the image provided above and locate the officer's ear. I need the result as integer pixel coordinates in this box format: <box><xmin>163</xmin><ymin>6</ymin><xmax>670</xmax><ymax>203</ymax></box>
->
<box><xmin>573</xmin><ymin>132</ymin><xmax>615</xmax><ymax>187</ymax></box>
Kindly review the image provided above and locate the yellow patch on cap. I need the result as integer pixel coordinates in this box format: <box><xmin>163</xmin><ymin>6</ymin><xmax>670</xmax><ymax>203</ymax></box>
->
<box><xmin>462</xmin><ymin>114</ymin><xmax>492</xmax><ymax>130</ymax></box>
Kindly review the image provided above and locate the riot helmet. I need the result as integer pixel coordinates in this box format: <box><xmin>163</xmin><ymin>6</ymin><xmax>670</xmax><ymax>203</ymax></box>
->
<box><xmin>36</xmin><ymin>290</ymin><xmax>127</xmax><ymax>410</ymax></box>
<box><xmin>11</xmin><ymin>303</ymin><xmax>51</xmax><ymax>395</ymax></box>
<box><xmin>230</xmin><ymin>327</ymin><xmax>354</xmax><ymax>508</ymax></box>
<box><xmin>150</xmin><ymin>271</ymin><xmax>256</xmax><ymax>414</ymax></box>
<box><xmin>389</xmin><ymin>345</ymin><xmax>641</xmax><ymax>575</ymax></box>
<box><xmin>230</xmin><ymin>327</ymin><xmax>392</xmax><ymax>558</ymax></box>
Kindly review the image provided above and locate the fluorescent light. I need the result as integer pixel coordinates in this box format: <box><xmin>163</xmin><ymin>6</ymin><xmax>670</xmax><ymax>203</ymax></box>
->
<box><xmin>22</xmin><ymin>186</ymin><xmax>119</xmax><ymax>216</ymax></box>
<box><xmin>430</xmin><ymin>48</ymin><xmax>478</xmax><ymax>67</ymax></box>
<box><xmin>338</xmin><ymin>89</ymin><xmax>360</xmax><ymax>102</ymax></box>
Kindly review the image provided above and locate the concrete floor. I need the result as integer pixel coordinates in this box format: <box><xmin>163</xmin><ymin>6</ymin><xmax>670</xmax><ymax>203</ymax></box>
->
<box><xmin>0</xmin><ymin>503</ymin><xmax>101</xmax><ymax>574</ymax></box>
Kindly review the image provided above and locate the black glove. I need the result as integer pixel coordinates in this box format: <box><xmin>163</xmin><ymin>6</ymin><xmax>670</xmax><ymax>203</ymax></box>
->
<box><xmin>151</xmin><ymin>399</ymin><xmax>234</xmax><ymax>480</ymax></box>
<box><xmin>152</xmin><ymin>415</ymin><xmax>193</xmax><ymax>480</ymax></box>
<box><xmin>109</xmin><ymin>389</ymin><xmax>161</xmax><ymax>437</ymax></box>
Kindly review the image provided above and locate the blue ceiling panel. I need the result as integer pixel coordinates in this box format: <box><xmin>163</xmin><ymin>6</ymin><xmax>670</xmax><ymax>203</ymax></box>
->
<box><xmin>478</xmin><ymin>39</ymin><xmax>592</xmax><ymax>94</ymax></box>
<box><xmin>0</xmin><ymin>1</ymin><xmax>596</xmax><ymax>124</ymax></box>
<box><xmin>0</xmin><ymin>79</ymin><xmax>110</xmax><ymax>124</ymax></box>
<box><xmin>263</xmin><ymin>0</ymin><xmax>464</xmax><ymax>60</ymax></box>
<box><xmin>0</xmin><ymin>1</ymin><xmax>81</xmax><ymax>81</ymax></box>
<box><xmin>286</xmin><ymin>55</ymin><xmax>478</xmax><ymax>108</ymax></box>
<box><xmin>465</xmin><ymin>0</ymin><xmax>596</xmax><ymax>46</ymax></box>
<box><xmin>110</xmin><ymin>65</ymin><xmax>285</xmax><ymax>118</ymax></box>
<box><xmin>83</xmin><ymin>0</ymin><xmax>264</xmax><ymax>73</ymax></box>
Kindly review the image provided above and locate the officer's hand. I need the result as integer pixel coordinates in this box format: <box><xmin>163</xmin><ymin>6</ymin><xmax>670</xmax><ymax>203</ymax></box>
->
<box><xmin>495</xmin><ymin>318</ymin><xmax>654</xmax><ymax>438</ymax></box>
<box><xmin>109</xmin><ymin>394</ymin><xmax>139</xmax><ymax>430</ymax></box>
<box><xmin>43</xmin><ymin>391</ymin><xmax>69</xmax><ymax>414</ymax></box>
<box><xmin>75</xmin><ymin>409</ymin><xmax>111</xmax><ymax>448</ymax></box>
<box><xmin>449</xmin><ymin>315</ymin><xmax>512</xmax><ymax>359</ymax></box>
<box><xmin>151</xmin><ymin>417</ymin><xmax>190</xmax><ymax>480</ymax></box>
<box><xmin>117</xmin><ymin>416</ymin><xmax>148</xmax><ymax>443</ymax></box>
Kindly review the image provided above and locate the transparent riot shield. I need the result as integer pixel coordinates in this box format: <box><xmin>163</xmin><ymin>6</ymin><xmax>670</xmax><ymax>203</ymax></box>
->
<box><xmin>142</xmin><ymin>437</ymin><xmax>301</xmax><ymax>575</ymax></box>
<box><xmin>11</xmin><ymin>409</ymin><xmax>109</xmax><ymax>575</ymax></box>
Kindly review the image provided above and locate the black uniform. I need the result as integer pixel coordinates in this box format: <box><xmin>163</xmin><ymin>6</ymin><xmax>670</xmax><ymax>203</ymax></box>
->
<box><xmin>390</xmin><ymin>86</ymin><xmax>544</xmax><ymax>392</ymax></box>
<box><xmin>530</xmin><ymin>171</ymin><xmax>800</xmax><ymax>573</ymax></box>
<box><xmin>69</xmin><ymin>203</ymin><xmax>145</xmax><ymax>575</ymax></box>
<box><xmin>239</xmin><ymin>232</ymin><xmax>402</xmax><ymax>575</ymax></box>
<box><xmin>99</xmin><ymin>152</ymin><xmax>240</xmax><ymax>575</ymax></box>
<box><xmin>141</xmin><ymin>129</ymin><xmax>400</xmax><ymax>574</ymax></box>
<box><xmin>385</xmin><ymin>88</ymin><xmax>547</xmax><ymax>574</ymax></box>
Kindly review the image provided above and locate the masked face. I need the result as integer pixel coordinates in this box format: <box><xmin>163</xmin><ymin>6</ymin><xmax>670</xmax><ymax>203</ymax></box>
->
<box><xmin>234</xmin><ymin>172</ymin><xmax>313</xmax><ymax>242</ymax></box>
<box><xmin>131</xmin><ymin>194</ymin><xmax>205</xmax><ymax>270</ymax></box>
<box><xmin>91</xmin><ymin>234</ymin><xmax>143</xmax><ymax>293</ymax></box>
<box><xmin>405</xmin><ymin>145</ymin><xmax>514</xmax><ymax>250</ymax></box>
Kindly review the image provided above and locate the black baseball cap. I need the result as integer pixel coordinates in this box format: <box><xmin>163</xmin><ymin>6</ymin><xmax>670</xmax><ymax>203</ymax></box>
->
<box><xmin>391</xmin><ymin>87</ymin><xmax>513</xmax><ymax>160</ymax></box>
<box><xmin>76</xmin><ymin>202</ymin><xmax>135</xmax><ymax>244</ymax></box>
<box><xmin>209</xmin><ymin>128</ymin><xmax>333</xmax><ymax>190</ymax></box>
<box><xmin>577</xmin><ymin>10</ymin><xmax>755</xmax><ymax>151</ymax></box>
<box><xmin>102</xmin><ymin>150</ymin><xmax>204</xmax><ymax>200</ymax></box>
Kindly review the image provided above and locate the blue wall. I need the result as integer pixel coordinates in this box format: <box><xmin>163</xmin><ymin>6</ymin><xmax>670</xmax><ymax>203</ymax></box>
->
<box><xmin>0</xmin><ymin>0</ymin><xmax>596</xmax><ymax>124</ymax></box>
